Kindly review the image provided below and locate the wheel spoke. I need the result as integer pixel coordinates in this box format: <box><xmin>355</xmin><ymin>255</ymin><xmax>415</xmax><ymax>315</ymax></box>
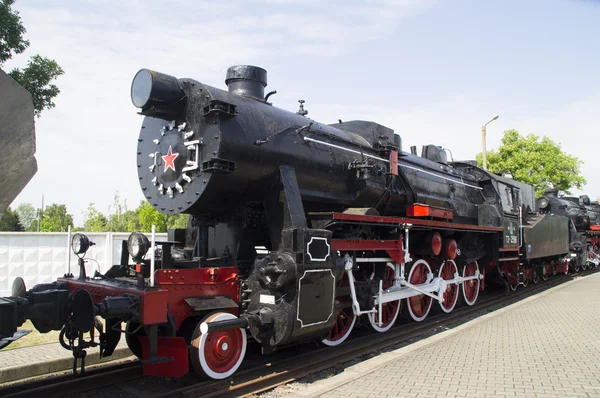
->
<box><xmin>191</xmin><ymin>312</ymin><xmax>247</xmax><ymax>380</ymax></box>
<box><xmin>322</xmin><ymin>272</ymin><xmax>356</xmax><ymax>346</ymax></box>
<box><xmin>407</xmin><ymin>259</ymin><xmax>433</xmax><ymax>321</ymax></box>
<box><xmin>462</xmin><ymin>261</ymin><xmax>480</xmax><ymax>306</ymax></box>
<box><xmin>367</xmin><ymin>263</ymin><xmax>401</xmax><ymax>332</ymax></box>
<box><xmin>438</xmin><ymin>260</ymin><xmax>459</xmax><ymax>313</ymax></box>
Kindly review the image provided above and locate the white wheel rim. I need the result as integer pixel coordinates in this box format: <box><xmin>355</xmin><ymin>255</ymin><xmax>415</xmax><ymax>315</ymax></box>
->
<box><xmin>198</xmin><ymin>312</ymin><xmax>247</xmax><ymax>379</ymax></box>
<box><xmin>321</xmin><ymin>313</ymin><xmax>356</xmax><ymax>346</ymax></box>
<box><xmin>438</xmin><ymin>260</ymin><xmax>459</xmax><ymax>313</ymax></box>
<box><xmin>407</xmin><ymin>259</ymin><xmax>433</xmax><ymax>322</ymax></box>
<box><xmin>462</xmin><ymin>261</ymin><xmax>480</xmax><ymax>306</ymax></box>
<box><xmin>367</xmin><ymin>263</ymin><xmax>401</xmax><ymax>332</ymax></box>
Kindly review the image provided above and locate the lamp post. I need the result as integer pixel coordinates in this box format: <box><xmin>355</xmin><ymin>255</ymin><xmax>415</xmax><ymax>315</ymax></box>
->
<box><xmin>482</xmin><ymin>114</ymin><xmax>499</xmax><ymax>170</ymax></box>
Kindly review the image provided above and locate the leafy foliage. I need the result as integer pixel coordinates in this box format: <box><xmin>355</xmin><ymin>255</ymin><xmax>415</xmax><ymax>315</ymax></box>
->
<box><xmin>15</xmin><ymin>202</ymin><xmax>35</xmax><ymax>230</ymax></box>
<box><xmin>40</xmin><ymin>203</ymin><xmax>73</xmax><ymax>232</ymax></box>
<box><xmin>8</xmin><ymin>55</ymin><xmax>64</xmax><ymax>116</ymax></box>
<box><xmin>167</xmin><ymin>213</ymin><xmax>189</xmax><ymax>230</ymax></box>
<box><xmin>0</xmin><ymin>207</ymin><xmax>23</xmax><ymax>231</ymax></box>
<box><xmin>0</xmin><ymin>0</ymin><xmax>63</xmax><ymax>116</ymax></box>
<box><xmin>476</xmin><ymin>129</ymin><xmax>586</xmax><ymax>197</ymax></box>
<box><xmin>138</xmin><ymin>201</ymin><xmax>168</xmax><ymax>232</ymax></box>
<box><xmin>0</xmin><ymin>0</ymin><xmax>27</xmax><ymax>63</ymax></box>
<box><xmin>83</xmin><ymin>203</ymin><xmax>108</xmax><ymax>232</ymax></box>
<box><xmin>11</xmin><ymin>197</ymin><xmax>189</xmax><ymax>233</ymax></box>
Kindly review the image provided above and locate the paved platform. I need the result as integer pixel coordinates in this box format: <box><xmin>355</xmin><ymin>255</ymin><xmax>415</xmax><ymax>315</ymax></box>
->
<box><xmin>290</xmin><ymin>273</ymin><xmax>600</xmax><ymax>398</ymax></box>
<box><xmin>0</xmin><ymin>338</ymin><xmax>132</xmax><ymax>383</ymax></box>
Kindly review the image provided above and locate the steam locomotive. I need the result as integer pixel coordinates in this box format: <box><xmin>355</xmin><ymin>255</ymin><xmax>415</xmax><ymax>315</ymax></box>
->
<box><xmin>0</xmin><ymin>66</ymin><xmax>597</xmax><ymax>380</ymax></box>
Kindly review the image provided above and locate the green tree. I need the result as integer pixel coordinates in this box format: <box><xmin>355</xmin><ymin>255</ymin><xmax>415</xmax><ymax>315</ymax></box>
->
<box><xmin>40</xmin><ymin>203</ymin><xmax>73</xmax><ymax>232</ymax></box>
<box><xmin>138</xmin><ymin>201</ymin><xmax>166</xmax><ymax>232</ymax></box>
<box><xmin>104</xmin><ymin>193</ymin><xmax>143</xmax><ymax>232</ymax></box>
<box><xmin>166</xmin><ymin>213</ymin><xmax>189</xmax><ymax>229</ymax></box>
<box><xmin>121</xmin><ymin>210</ymin><xmax>141</xmax><ymax>232</ymax></box>
<box><xmin>107</xmin><ymin>193</ymin><xmax>127</xmax><ymax>232</ymax></box>
<box><xmin>82</xmin><ymin>203</ymin><xmax>108</xmax><ymax>232</ymax></box>
<box><xmin>15</xmin><ymin>202</ymin><xmax>35</xmax><ymax>231</ymax></box>
<box><xmin>1</xmin><ymin>0</ymin><xmax>64</xmax><ymax>116</ymax></box>
<box><xmin>0</xmin><ymin>207</ymin><xmax>22</xmax><ymax>231</ymax></box>
<box><xmin>476</xmin><ymin>129</ymin><xmax>586</xmax><ymax>197</ymax></box>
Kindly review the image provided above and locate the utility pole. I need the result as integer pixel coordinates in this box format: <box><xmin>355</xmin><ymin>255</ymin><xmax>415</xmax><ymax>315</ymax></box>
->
<box><xmin>482</xmin><ymin>115</ymin><xmax>499</xmax><ymax>170</ymax></box>
<box><xmin>37</xmin><ymin>194</ymin><xmax>44</xmax><ymax>232</ymax></box>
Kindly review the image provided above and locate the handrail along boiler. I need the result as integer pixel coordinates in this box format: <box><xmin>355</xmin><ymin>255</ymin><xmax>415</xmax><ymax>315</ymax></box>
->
<box><xmin>0</xmin><ymin>65</ymin><xmax>595</xmax><ymax>380</ymax></box>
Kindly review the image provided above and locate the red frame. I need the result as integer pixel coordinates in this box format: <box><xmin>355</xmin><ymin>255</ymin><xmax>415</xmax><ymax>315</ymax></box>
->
<box><xmin>58</xmin><ymin>266</ymin><xmax>239</xmax><ymax>330</ymax></box>
<box><xmin>330</xmin><ymin>212</ymin><xmax>503</xmax><ymax>232</ymax></box>
<box><xmin>155</xmin><ymin>266</ymin><xmax>239</xmax><ymax>329</ymax></box>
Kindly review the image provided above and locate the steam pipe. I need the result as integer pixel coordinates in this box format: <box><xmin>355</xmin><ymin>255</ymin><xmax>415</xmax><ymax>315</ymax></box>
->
<box><xmin>150</xmin><ymin>225</ymin><xmax>156</xmax><ymax>287</ymax></box>
<box><xmin>67</xmin><ymin>225</ymin><xmax>72</xmax><ymax>276</ymax></box>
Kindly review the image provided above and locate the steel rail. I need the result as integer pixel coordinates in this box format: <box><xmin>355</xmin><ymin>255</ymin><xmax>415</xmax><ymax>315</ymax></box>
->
<box><xmin>156</xmin><ymin>270</ymin><xmax>595</xmax><ymax>398</ymax></box>
<box><xmin>0</xmin><ymin>360</ymin><xmax>142</xmax><ymax>398</ymax></box>
<box><xmin>1</xmin><ymin>269</ymin><xmax>594</xmax><ymax>398</ymax></box>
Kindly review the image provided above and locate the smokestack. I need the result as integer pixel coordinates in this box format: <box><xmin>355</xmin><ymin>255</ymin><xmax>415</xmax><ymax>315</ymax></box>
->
<box><xmin>225</xmin><ymin>65</ymin><xmax>267</xmax><ymax>100</ymax></box>
<box><xmin>545</xmin><ymin>187</ymin><xmax>559</xmax><ymax>198</ymax></box>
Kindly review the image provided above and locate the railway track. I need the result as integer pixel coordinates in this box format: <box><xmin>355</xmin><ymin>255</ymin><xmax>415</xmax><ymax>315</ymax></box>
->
<box><xmin>158</xmin><ymin>271</ymin><xmax>589</xmax><ymax>398</ymax></box>
<box><xmin>0</xmin><ymin>269</ymin><xmax>593</xmax><ymax>398</ymax></box>
<box><xmin>0</xmin><ymin>359</ymin><xmax>142</xmax><ymax>398</ymax></box>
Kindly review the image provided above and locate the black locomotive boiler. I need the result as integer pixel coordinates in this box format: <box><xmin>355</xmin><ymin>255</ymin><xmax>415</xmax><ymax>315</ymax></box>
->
<box><xmin>0</xmin><ymin>65</ymin><xmax>595</xmax><ymax>380</ymax></box>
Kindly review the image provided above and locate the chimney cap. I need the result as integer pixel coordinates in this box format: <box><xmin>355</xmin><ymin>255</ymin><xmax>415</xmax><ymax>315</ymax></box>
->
<box><xmin>225</xmin><ymin>65</ymin><xmax>267</xmax><ymax>87</ymax></box>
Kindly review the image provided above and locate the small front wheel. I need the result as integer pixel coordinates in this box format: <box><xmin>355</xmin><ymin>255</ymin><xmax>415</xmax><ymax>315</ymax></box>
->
<box><xmin>190</xmin><ymin>312</ymin><xmax>247</xmax><ymax>380</ymax></box>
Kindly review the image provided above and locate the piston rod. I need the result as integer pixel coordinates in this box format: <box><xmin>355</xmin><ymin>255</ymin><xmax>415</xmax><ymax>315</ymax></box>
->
<box><xmin>200</xmin><ymin>317</ymin><xmax>249</xmax><ymax>334</ymax></box>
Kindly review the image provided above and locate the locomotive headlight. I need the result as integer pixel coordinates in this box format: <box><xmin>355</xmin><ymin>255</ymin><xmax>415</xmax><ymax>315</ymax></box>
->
<box><xmin>130</xmin><ymin>69</ymin><xmax>183</xmax><ymax>109</ymax></box>
<box><xmin>72</xmin><ymin>233</ymin><xmax>91</xmax><ymax>256</ymax></box>
<box><xmin>131</xmin><ymin>69</ymin><xmax>153</xmax><ymax>108</ymax></box>
<box><xmin>128</xmin><ymin>232</ymin><xmax>150</xmax><ymax>261</ymax></box>
<box><xmin>537</xmin><ymin>198</ymin><xmax>549</xmax><ymax>210</ymax></box>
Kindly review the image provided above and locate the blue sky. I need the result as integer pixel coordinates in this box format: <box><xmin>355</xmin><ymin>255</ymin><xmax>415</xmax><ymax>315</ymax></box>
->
<box><xmin>5</xmin><ymin>0</ymin><xmax>600</xmax><ymax>224</ymax></box>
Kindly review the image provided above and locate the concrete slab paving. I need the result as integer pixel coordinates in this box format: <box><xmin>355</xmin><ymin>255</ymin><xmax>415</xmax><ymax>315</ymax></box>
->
<box><xmin>289</xmin><ymin>273</ymin><xmax>600</xmax><ymax>398</ymax></box>
<box><xmin>0</xmin><ymin>339</ymin><xmax>132</xmax><ymax>383</ymax></box>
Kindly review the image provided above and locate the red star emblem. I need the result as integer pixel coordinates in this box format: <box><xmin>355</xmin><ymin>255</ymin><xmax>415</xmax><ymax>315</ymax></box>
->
<box><xmin>162</xmin><ymin>145</ymin><xmax>179</xmax><ymax>172</ymax></box>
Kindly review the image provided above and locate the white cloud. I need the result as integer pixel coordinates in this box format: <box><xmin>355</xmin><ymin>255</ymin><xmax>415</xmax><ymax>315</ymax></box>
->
<box><xmin>8</xmin><ymin>0</ymin><xmax>599</xmax><ymax>226</ymax></box>
<box><xmin>7</xmin><ymin>0</ymin><xmax>433</xmax><ymax>224</ymax></box>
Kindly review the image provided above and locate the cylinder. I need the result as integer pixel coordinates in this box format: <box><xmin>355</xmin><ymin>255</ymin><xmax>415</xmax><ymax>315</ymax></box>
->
<box><xmin>431</xmin><ymin>232</ymin><xmax>442</xmax><ymax>256</ymax></box>
<box><xmin>443</xmin><ymin>239</ymin><xmax>458</xmax><ymax>260</ymax></box>
<box><xmin>225</xmin><ymin>65</ymin><xmax>267</xmax><ymax>100</ymax></box>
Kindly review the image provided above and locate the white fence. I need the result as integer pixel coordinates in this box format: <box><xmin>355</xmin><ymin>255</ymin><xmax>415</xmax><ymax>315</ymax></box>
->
<box><xmin>0</xmin><ymin>232</ymin><xmax>168</xmax><ymax>296</ymax></box>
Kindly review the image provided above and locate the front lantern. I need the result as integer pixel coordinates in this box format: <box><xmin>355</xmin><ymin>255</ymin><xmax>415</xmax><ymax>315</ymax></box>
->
<box><xmin>71</xmin><ymin>233</ymin><xmax>91</xmax><ymax>257</ymax></box>
<box><xmin>128</xmin><ymin>232</ymin><xmax>150</xmax><ymax>262</ymax></box>
<box><xmin>537</xmin><ymin>197</ymin><xmax>549</xmax><ymax>210</ymax></box>
<box><xmin>71</xmin><ymin>233</ymin><xmax>94</xmax><ymax>279</ymax></box>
